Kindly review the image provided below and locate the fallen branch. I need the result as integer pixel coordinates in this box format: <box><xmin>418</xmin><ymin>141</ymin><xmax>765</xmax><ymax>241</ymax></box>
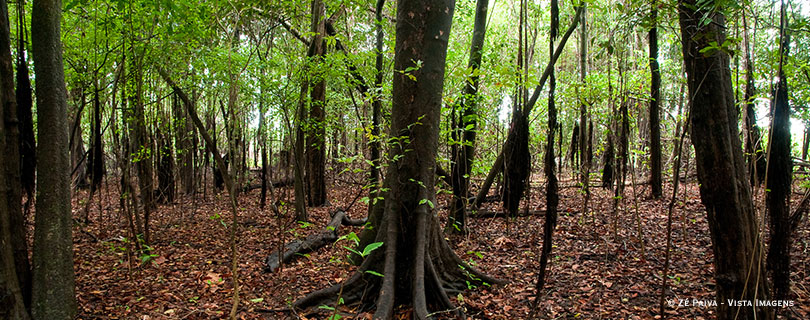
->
<box><xmin>265</xmin><ymin>210</ymin><xmax>366</xmax><ymax>272</ymax></box>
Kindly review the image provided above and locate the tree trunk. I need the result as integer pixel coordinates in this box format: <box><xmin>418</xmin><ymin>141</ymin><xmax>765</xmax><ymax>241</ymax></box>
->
<box><xmin>294</xmin><ymin>2</ymin><xmax>500</xmax><ymax>317</ymax></box>
<box><xmin>678</xmin><ymin>2</ymin><xmax>773</xmax><ymax>319</ymax></box>
<box><xmin>648</xmin><ymin>3</ymin><xmax>662</xmax><ymax>199</ymax></box>
<box><xmin>31</xmin><ymin>0</ymin><xmax>78</xmax><ymax>317</ymax></box>
<box><xmin>535</xmin><ymin>0</ymin><xmax>561</xmax><ymax>295</ymax></box>
<box><xmin>765</xmin><ymin>2</ymin><xmax>792</xmax><ymax>302</ymax></box>
<box><xmin>0</xmin><ymin>0</ymin><xmax>30</xmax><ymax>316</ymax></box>
<box><xmin>306</xmin><ymin>0</ymin><xmax>327</xmax><ymax>207</ymax></box>
<box><xmin>447</xmin><ymin>0</ymin><xmax>488</xmax><ymax>234</ymax></box>
<box><xmin>16</xmin><ymin>0</ymin><xmax>35</xmax><ymax>212</ymax></box>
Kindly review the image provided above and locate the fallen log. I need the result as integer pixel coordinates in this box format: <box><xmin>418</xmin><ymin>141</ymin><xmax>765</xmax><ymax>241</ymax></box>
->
<box><xmin>265</xmin><ymin>210</ymin><xmax>366</xmax><ymax>272</ymax></box>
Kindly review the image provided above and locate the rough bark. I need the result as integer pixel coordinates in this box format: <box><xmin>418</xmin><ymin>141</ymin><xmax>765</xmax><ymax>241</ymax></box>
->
<box><xmin>31</xmin><ymin>0</ymin><xmax>78</xmax><ymax>317</ymax></box>
<box><xmin>0</xmin><ymin>0</ymin><xmax>29</xmax><ymax>316</ymax></box>
<box><xmin>294</xmin><ymin>2</ymin><xmax>501</xmax><ymax>317</ymax></box>
<box><xmin>678</xmin><ymin>2</ymin><xmax>773</xmax><ymax>319</ymax></box>
<box><xmin>648</xmin><ymin>4</ymin><xmax>662</xmax><ymax>199</ymax></box>
<box><xmin>502</xmin><ymin>108</ymin><xmax>530</xmax><ymax>217</ymax></box>
<box><xmin>765</xmin><ymin>4</ymin><xmax>791</xmax><ymax>302</ymax></box>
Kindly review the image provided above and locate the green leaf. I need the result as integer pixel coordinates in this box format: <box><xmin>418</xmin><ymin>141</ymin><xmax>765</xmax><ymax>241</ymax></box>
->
<box><xmin>362</xmin><ymin>242</ymin><xmax>384</xmax><ymax>257</ymax></box>
<box><xmin>250</xmin><ymin>298</ymin><xmax>264</xmax><ymax>303</ymax></box>
<box><xmin>365</xmin><ymin>270</ymin><xmax>384</xmax><ymax>277</ymax></box>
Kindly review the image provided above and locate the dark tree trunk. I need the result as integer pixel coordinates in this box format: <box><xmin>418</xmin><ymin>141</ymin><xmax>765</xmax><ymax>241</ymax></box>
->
<box><xmin>678</xmin><ymin>2</ymin><xmax>773</xmax><ymax>319</ymax></box>
<box><xmin>569</xmin><ymin>123</ymin><xmax>579</xmax><ymax>170</ymax></box>
<box><xmin>765</xmin><ymin>3</ymin><xmax>792</xmax><ymax>302</ymax></box>
<box><xmin>88</xmin><ymin>86</ymin><xmax>104</xmax><ymax>195</ymax></box>
<box><xmin>648</xmin><ymin>4</ymin><xmax>662</xmax><ymax>199</ymax></box>
<box><xmin>447</xmin><ymin>0</ymin><xmax>488</xmax><ymax>233</ymax></box>
<box><xmin>15</xmin><ymin>0</ymin><xmax>35</xmax><ymax>213</ymax></box>
<box><xmin>212</xmin><ymin>115</ymin><xmax>225</xmax><ymax>192</ymax></box>
<box><xmin>31</xmin><ymin>0</ymin><xmax>78</xmax><ymax>317</ymax></box>
<box><xmin>535</xmin><ymin>2</ymin><xmax>561</xmax><ymax>295</ymax></box>
<box><xmin>295</xmin><ymin>1</ymin><xmax>500</xmax><ymax>317</ymax></box>
<box><xmin>0</xmin><ymin>0</ymin><xmax>30</xmax><ymax>316</ymax></box>
<box><xmin>502</xmin><ymin>108</ymin><xmax>530</xmax><ymax>217</ymax></box>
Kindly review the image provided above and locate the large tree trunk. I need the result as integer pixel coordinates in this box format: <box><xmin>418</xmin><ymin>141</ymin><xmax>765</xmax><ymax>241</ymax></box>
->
<box><xmin>30</xmin><ymin>0</ymin><xmax>78</xmax><ymax>317</ymax></box>
<box><xmin>304</xmin><ymin>0</ymin><xmax>327</xmax><ymax>207</ymax></box>
<box><xmin>648</xmin><ymin>3</ymin><xmax>662</xmax><ymax>199</ymax></box>
<box><xmin>678</xmin><ymin>2</ymin><xmax>772</xmax><ymax>319</ymax></box>
<box><xmin>294</xmin><ymin>1</ymin><xmax>500</xmax><ymax>318</ymax></box>
<box><xmin>765</xmin><ymin>2</ymin><xmax>792</xmax><ymax>302</ymax></box>
<box><xmin>0</xmin><ymin>0</ymin><xmax>30</xmax><ymax>317</ymax></box>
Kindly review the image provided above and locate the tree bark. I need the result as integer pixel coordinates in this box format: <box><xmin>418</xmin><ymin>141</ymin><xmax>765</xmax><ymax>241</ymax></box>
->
<box><xmin>16</xmin><ymin>0</ymin><xmax>35</xmax><ymax>211</ymax></box>
<box><xmin>648</xmin><ymin>3</ymin><xmax>662</xmax><ymax>199</ymax></box>
<box><xmin>679</xmin><ymin>2</ymin><xmax>772</xmax><ymax>319</ymax></box>
<box><xmin>0</xmin><ymin>0</ymin><xmax>30</xmax><ymax>316</ymax></box>
<box><xmin>765</xmin><ymin>1</ymin><xmax>792</xmax><ymax>302</ymax></box>
<box><xmin>31</xmin><ymin>0</ymin><xmax>78</xmax><ymax>317</ymax></box>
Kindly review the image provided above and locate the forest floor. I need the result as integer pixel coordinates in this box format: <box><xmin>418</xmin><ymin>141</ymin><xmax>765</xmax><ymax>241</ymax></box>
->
<box><xmin>64</xmin><ymin>174</ymin><xmax>810</xmax><ymax>319</ymax></box>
